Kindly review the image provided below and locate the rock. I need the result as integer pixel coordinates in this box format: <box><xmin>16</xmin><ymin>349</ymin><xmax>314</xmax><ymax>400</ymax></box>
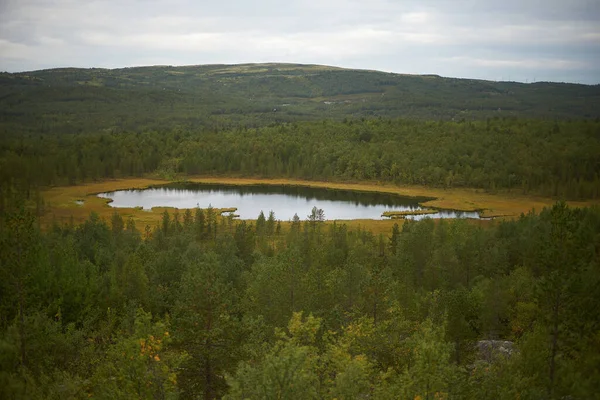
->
<box><xmin>476</xmin><ymin>340</ymin><xmax>516</xmax><ymax>362</ymax></box>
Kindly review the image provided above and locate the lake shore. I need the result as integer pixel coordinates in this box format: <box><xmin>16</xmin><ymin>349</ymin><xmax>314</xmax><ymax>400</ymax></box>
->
<box><xmin>39</xmin><ymin>176</ymin><xmax>598</xmax><ymax>231</ymax></box>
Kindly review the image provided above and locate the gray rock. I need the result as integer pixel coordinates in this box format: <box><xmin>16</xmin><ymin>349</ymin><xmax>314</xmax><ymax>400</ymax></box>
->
<box><xmin>476</xmin><ymin>340</ymin><xmax>516</xmax><ymax>362</ymax></box>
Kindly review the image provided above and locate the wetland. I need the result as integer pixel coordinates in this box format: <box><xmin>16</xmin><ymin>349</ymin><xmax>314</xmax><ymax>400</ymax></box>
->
<box><xmin>97</xmin><ymin>182</ymin><xmax>482</xmax><ymax>220</ymax></box>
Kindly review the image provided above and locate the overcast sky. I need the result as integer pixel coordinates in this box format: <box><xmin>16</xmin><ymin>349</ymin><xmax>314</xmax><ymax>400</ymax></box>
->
<box><xmin>1</xmin><ymin>0</ymin><xmax>599</xmax><ymax>83</ymax></box>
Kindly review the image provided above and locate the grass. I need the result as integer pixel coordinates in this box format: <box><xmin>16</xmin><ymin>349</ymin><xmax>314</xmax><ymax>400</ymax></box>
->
<box><xmin>382</xmin><ymin>209</ymin><xmax>439</xmax><ymax>219</ymax></box>
<box><xmin>183</xmin><ymin>177</ymin><xmax>597</xmax><ymax>217</ymax></box>
<box><xmin>39</xmin><ymin>176</ymin><xmax>599</xmax><ymax>231</ymax></box>
<box><xmin>40</xmin><ymin>178</ymin><xmax>240</xmax><ymax>229</ymax></box>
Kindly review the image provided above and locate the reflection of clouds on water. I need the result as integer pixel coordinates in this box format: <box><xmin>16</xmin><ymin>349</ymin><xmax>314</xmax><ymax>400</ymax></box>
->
<box><xmin>97</xmin><ymin>185</ymin><xmax>481</xmax><ymax>220</ymax></box>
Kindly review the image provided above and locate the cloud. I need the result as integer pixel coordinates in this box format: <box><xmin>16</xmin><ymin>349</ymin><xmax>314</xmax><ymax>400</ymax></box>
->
<box><xmin>0</xmin><ymin>0</ymin><xmax>598</xmax><ymax>83</ymax></box>
<box><xmin>444</xmin><ymin>56</ymin><xmax>587</xmax><ymax>70</ymax></box>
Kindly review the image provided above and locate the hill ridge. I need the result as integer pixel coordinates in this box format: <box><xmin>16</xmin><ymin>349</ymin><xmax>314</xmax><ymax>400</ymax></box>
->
<box><xmin>8</xmin><ymin>62</ymin><xmax>597</xmax><ymax>86</ymax></box>
<box><xmin>1</xmin><ymin>63</ymin><xmax>599</xmax><ymax>136</ymax></box>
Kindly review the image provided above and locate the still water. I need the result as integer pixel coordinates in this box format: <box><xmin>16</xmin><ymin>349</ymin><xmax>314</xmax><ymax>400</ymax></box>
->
<box><xmin>97</xmin><ymin>183</ymin><xmax>481</xmax><ymax>220</ymax></box>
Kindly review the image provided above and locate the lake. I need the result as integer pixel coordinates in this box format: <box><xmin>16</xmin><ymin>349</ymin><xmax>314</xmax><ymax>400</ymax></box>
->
<box><xmin>97</xmin><ymin>183</ymin><xmax>482</xmax><ymax>220</ymax></box>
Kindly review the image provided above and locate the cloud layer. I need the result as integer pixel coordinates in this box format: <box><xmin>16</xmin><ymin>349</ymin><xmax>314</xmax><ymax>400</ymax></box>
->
<box><xmin>1</xmin><ymin>0</ymin><xmax>599</xmax><ymax>83</ymax></box>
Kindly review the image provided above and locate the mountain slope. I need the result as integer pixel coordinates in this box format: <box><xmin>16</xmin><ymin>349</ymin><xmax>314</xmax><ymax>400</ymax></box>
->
<box><xmin>1</xmin><ymin>63</ymin><xmax>598</xmax><ymax>135</ymax></box>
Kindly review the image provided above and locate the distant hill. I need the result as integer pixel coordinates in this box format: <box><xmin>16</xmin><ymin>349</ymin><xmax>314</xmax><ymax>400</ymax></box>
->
<box><xmin>1</xmin><ymin>63</ymin><xmax>598</xmax><ymax>135</ymax></box>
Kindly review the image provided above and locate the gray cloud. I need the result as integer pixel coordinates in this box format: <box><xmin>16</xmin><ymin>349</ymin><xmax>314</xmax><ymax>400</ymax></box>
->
<box><xmin>1</xmin><ymin>0</ymin><xmax>598</xmax><ymax>83</ymax></box>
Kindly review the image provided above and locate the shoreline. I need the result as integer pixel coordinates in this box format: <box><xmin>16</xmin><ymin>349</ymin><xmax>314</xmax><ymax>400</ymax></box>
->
<box><xmin>39</xmin><ymin>176</ymin><xmax>598</xmax><ymax>231</ymax></box>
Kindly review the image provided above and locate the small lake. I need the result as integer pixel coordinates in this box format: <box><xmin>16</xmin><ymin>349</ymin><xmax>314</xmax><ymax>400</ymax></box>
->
<box><xmin>97</xmin><ymin>183</ymin><xmax>481</xmax><ymax>221</ymax></box>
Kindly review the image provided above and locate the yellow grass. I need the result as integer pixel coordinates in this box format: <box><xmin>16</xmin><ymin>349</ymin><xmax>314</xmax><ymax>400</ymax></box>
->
<box><xmin>382</xmin><ymin>209</ymin><xmax>438</xmax><ymax>218</ymax></box>
<box><xmin>183</xmin><ymin>177</ymin><xmax>596</xmax><ymax>218</ymax></box>
<box><xmin>41</xmin><ymin>178</ymin><xmax>237</xmax><ymax>229</ymax></box>
<box><xmin>39</xmin><ymin>176</ymin><xmax>599</xmax><ymax>231</ymax></box>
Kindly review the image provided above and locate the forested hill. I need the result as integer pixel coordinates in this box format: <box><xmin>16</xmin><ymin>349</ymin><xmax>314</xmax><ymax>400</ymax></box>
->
<box><xmin>1</xmin><ymin>63</ymin><xmax>599</xmax><ymax>135</ymax></box>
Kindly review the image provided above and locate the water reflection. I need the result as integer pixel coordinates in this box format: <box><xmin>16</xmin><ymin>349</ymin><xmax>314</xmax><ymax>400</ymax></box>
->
<box><xmin>98</xmin><ymin>183</ymin><xmax>481</xmax><ymax>220</ymax></box>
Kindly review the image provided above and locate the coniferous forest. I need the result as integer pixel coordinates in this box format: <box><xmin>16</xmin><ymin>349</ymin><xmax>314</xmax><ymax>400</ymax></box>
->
<box><xmin>1</xmin><ymin>64</ymin><xmax>600</xmax><ymax>399</ymax></box>
<box><xmin>2</xmin><ymin>118</ymin><xmax>600</xmax><ymax>207</ymax></box>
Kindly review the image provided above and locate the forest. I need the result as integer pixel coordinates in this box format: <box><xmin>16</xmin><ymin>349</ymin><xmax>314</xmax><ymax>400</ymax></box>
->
<box><xmin>2</xmin><ymin>118</ymin><xmax>600</xmax><ymax>213</ymax></box>
<box><xmin>1</xmin><ymin>63</ymin><xmax>599</xmax><ymax>137</ymax></box>
<box><xmin>1</xmin><ymin>201</ymin><xmax>599</xmax><ymax>399</ymax></box>
<box><xmin>1</xmin><ymin>63</ymin><xmax>600</xmax><ymax>399</ymax></box>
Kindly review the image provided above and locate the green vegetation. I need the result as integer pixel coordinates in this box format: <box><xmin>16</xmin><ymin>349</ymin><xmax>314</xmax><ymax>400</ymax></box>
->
<box><xmin>382</xmin><ymin>209</ymin><xmax>439</xmax><ymax>218</ymax></box>
<box><xmin>3</xmin><ymin>118</ymin><xmax>600</xmax><ymax>217</ymax></box>
<box><xmin>1</xmin><ymin>63</ymin><xmax>599</xmax><ymax>137</ymax></box>
<box><xmin>1</xmin><ymin>200</ymin><xmax>599</xmax><ymax>399</ymax></box>
<box><xmin>1</xmin><ymin>63</ymin><xmax>599</xmax><ymax>399</ymax></box>
<box><xmin>219</xmin><ymin>207</ymin><xmax>238</xmax><ymax>215</ymax></box>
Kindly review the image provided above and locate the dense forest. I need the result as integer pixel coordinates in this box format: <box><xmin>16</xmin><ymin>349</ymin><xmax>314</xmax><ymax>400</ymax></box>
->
<box><xmin>1</xmin><ymin>63</ymin><xmax>600</xmax><ymax>399</ymax></box>
<box><xmin>2</xmin><ymin>118</ymin><xmax>600</xmax><ymax>210</ymax></box>
<box><xmin>1</xmin><ymin>200</ymin><xmax>599</xmax><ymax>399</ymax></box>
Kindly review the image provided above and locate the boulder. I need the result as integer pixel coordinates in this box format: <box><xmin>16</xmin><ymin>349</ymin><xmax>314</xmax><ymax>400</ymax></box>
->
<box><xmin>476</xmin><ymin>340</ymin><xmax>516</xmax><ymax>362</ymax></box>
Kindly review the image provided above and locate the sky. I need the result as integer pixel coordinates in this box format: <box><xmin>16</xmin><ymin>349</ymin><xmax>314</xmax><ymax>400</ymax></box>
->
<box><xmin>1</xmin><ymin>0</ymin><xmax>599</xmax><ymax>84</ymax></box>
